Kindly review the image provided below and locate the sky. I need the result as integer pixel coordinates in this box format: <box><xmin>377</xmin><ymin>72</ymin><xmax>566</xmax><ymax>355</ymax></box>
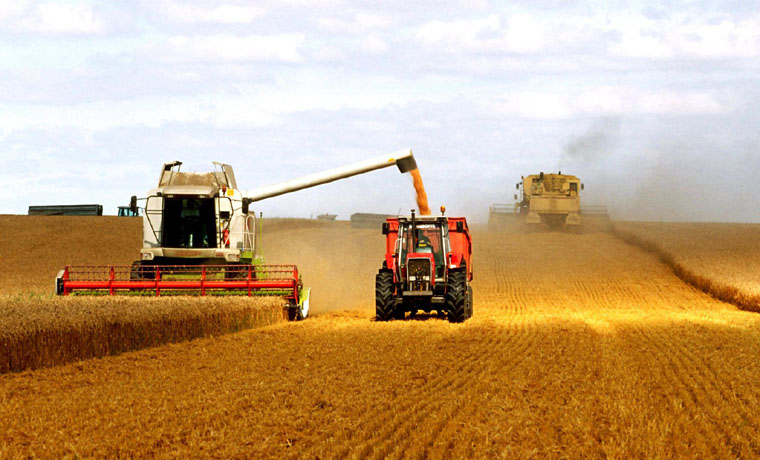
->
<box><xmin>1</xmin><ymin>0</ymin><xmax>759</xmax><ymax>222</ymax></box>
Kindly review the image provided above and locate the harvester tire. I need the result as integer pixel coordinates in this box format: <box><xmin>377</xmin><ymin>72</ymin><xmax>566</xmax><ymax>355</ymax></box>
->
<box><xmin>446</xmin><ymin>269</ymin><xmax>467</xmax><ymax>323</ymax></box>
<box><xmin>375</xmin><ymin>270</ymin><xmax>395</xmax><ymax>322</ymax></box>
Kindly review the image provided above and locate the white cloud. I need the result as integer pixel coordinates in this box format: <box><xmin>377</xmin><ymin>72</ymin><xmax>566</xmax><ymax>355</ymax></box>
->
<box><xmin>16</xmin><ymin>2</ymin><xmax>104</xmax><ymax>35</ymax></box>
<box><xmin>152</xmin><ymin>34</ymin><xmax>305</xmax><ymax>63</ymax></box>
<box><xmin>316</xmin><ymin>12</ymin><xmax>392</xmax><ymax>34</ymax></box>
<box><xmin>0</xmin><ymin>0</ymin><xmax>29</xmax><ymax>22</ymax></box>
<box><xmin>417</xmin><ymin>14</ymin><xmax>546</xmax><ymax>55</ymax></box>
<box><xmin>363</xmin><ymin>34</ymin><xmax>388</xmax><ymax>54</ymax></box>
<box><xmin>609</xmin><ymin>15</ymin><xmax>760</xmax><ymax>60</ymax></box>
<box><xmin>159</xmin><ymin>2</ymin><xmax>264</xmax><ymax>24</ymax></box>
<box><xmin>485</xmin><ymin>86</ymin><xmax>729</xmax><ymax>120</ymax></box>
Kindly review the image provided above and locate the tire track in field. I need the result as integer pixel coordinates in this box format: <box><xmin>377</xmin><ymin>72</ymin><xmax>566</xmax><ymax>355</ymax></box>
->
<box><xmin>643</xmin><ymin>322</ymin><xmax>760</xmax><ymax>456</ymax></box>
<box><xmin>419</xmin><ymin>323</ymin><xmax>556</xmax><ymax>459</ymax></box>
<box><xmin>390</xmin><ymin>318</ymin><xmax>538</xmax><ymax>459</ymax></box>
<box><xmin>632</xmin><ymin>323</ymin><xmax>733</xmax><ymax>458</ymax></box>
<box><xmin>336</xmin><ymin>319</ymin><xmax>534</xmax><ymax>460</ymax></box>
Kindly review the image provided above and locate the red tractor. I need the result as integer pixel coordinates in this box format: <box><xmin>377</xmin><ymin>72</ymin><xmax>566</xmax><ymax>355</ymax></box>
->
<box><xmin>376</xmin><ymin>209</ymin><xmax>473</xmax><ymax>323</ymax></box>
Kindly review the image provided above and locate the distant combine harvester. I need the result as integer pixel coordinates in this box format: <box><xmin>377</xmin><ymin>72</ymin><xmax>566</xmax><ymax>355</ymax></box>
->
<box><xmin>28</xmin><ymin>204</ymin><xmax>103</xmax><ymax>216</ymax></box>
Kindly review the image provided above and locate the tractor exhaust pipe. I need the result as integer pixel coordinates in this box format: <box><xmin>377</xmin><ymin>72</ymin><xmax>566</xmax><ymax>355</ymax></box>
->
<box><xmin>244</xmin><ymin>149</ymin><xmax>417</xmax><ymax>202</ymax></box>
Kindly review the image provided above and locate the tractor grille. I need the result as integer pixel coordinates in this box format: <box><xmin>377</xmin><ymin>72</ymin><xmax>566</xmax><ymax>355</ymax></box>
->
<box><xmin>407</xmin><ymin>258</ymin><xmax>431</xmax><ymax>291</ymax></box>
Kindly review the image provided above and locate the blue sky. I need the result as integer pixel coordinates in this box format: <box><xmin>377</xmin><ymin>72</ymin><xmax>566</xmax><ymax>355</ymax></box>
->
<box><xmin>1</xmin><ymin>0</ymin><xmax>759</xmax><ymax>222</ymax></box>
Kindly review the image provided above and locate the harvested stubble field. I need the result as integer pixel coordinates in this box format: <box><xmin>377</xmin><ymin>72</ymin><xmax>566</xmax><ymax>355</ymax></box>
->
<box><xmin>3</xmin><ymin>216</ymin><xmax>760</xmax><ymax>458</ymax></box>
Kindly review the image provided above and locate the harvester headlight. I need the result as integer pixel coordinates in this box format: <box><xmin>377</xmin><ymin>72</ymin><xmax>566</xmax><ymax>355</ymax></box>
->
<box><xmin>142</xmin><ymin>253</ymin><xmax>154</xmax><ymax>261</ymax></box>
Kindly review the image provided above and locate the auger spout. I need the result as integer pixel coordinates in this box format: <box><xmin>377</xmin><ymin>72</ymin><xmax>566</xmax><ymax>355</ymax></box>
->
<box><xmin>243</xmin><ymin>149</ymin><xmax>416</xmax><ymax>202</ymax></box>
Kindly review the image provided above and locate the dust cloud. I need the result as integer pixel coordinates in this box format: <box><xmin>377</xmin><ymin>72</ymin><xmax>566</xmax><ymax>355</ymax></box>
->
<box><xmin>556</xmin><ymin>118</ymin><xmax>760</xmax><ymax>223</ymax></box>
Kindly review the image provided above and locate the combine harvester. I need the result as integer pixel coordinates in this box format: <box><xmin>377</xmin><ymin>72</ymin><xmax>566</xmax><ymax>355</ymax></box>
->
<box><xmin>376</xmin><ymin>208</ymin><xmax>473</xmax><ymax>323</ymax></box>
<box><xmin>489</xmin><ymin>172</ymin><xmax>609</xmax><ymax>231</ymax></box>
<box><xmin>56</xmin><ymin>150</ymin><xmax>419</xmax><ymax>320</ymax></box>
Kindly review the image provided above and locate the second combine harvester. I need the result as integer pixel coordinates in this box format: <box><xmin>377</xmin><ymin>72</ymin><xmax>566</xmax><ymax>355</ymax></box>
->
<box><xmin>57</xmin><ymin>149</ymin><xmax>419</xmax><ymax>320</ymax></box>
<box><xmin>490</xmin><ymin>172</ymin><xmax>608</xmax><ymax>231</ymax></box>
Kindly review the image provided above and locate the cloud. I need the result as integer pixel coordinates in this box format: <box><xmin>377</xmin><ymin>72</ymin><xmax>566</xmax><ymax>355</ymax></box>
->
<box><xmin>316</xmin><ymin>12</ymin><xmax>393</xmax><ymax>34</ymax></box>
<box><xmin>157</xmin><ymin>2</ymin><xmax>265</xmax><ymax>24</ymax></box>
<box><xmin>609</xmin><ymin>15</ymin><xmax>760</xmax><ymax>61</ymax></box>
<box><xmin>15</xmin><ymin>2</ymin><xmax>105</xmax><ymax>35</ymax></box>
<box><xmin>417</xmin><ymin>14</ymin><xmax>546</xmax><ymax>55</ymax></box>
<box><xmin>482</xmin><ymin>86</ymin><xmax>729</xmax><ymax>120</ymax></box>
<box><xmin>146</xmin><ymin>34</ymin><xmax>305</xmax><ymax>63</ymax></box>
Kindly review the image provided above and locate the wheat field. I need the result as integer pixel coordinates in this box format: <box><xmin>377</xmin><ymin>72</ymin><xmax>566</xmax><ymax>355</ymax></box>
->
<box><xmin>2</xmin><ymin>216</ymin><xmax>760</xmax><ymax>458</ymax></box>
<box><xmin>613</xmin><ymin>222</ymin><xmax>760</xmax><ymax>312</ymax></box>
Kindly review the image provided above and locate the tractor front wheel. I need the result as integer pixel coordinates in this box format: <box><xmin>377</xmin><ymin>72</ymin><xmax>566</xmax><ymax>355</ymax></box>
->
<box><xmin>446</xmin><ymin>269</ymin><xmax>468</xmax><ymax>323</ymax></box>
<box><xmin>375</xmin><ymin>270</ymin><xmax>395</xmax><ymax>322</ymax></box>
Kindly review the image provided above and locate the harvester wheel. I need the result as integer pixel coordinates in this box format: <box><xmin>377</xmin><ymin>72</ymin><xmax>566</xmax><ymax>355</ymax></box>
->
<box><xmin>375</xmin><ymin>270</ymin><xmax>395</xmax><ymax>322</ymax></box>
<box><xmin>446</xmin><ymin>270</ymin><xmax>467</xmax><ymax>323</ymax></box>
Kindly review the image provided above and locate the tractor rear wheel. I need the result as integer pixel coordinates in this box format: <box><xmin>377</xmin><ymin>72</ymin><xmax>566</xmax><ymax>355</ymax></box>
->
<box><xmin>465</xmin><ymin>285</ymin><xmax>474</xmax><ymax>319</ymax></box>
<box><xmin>446</xmin><ymin>269</ymin><xmax>467</xmax><ymax>323</ymax></box>
<box><xmin>375</xmin><ymin>270</ymin><xmax>395</xmax><ymax>322</ymax></box>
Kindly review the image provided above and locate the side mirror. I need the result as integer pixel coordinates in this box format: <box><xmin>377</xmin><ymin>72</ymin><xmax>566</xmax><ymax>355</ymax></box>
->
<box><xmin>382</xmin><ymin>222</ymin><xmax>390</xmax><ymax>235</ymax></box>
<box><xmin>514</xmin><ymin>194</ymin><xmax>518</xmax><ymax>200</ymax></box>
<box><xmin>515</xmin><ymin>183</ymin><xmax>519</xmax><ymax>190</ymax></box>
<box><xmin>456</xmin><ymin>221</ymin><xmax>464</xmax><ymax>232</ymax></box>
<box><xmin>129</xmin><ymin>196</ymin><xmax>137</xmax><ymax>214</ymax></box>
<box><xmin>581</xmin><ymin>183</ymin><xmax>585</xmax><ymax>190</ymax></box>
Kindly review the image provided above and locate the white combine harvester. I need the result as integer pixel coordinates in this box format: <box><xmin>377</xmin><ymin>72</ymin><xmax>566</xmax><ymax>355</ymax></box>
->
<box><xmin>57</xmin><ymin>149</ymin><xmax>418</xmax><ymax>320</ymax></box>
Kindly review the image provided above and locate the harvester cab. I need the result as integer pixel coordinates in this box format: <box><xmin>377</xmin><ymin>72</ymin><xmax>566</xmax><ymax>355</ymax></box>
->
<box><xmin>376</xmin><ymin>208</ymin><xmax>473</xmax><ymax>323</ymax></box>
<box><xmin>56</xmin><ymin>149</ymin><xmax>420</xmax><ymax>321</ymax></box>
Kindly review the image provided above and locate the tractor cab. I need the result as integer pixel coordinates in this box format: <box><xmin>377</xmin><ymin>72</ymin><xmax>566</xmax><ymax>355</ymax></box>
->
<box><xmin>400</xmin><ymin>222</ymin><xmax>446</xmax><ymax>279</ymax></box>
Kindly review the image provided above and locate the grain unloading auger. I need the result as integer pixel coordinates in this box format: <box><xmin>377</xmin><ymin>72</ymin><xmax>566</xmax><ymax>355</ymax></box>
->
<box><xmin>56</xmin><ymin>149</ymin><xmax>419</xmax><ymax>320</ymax></box>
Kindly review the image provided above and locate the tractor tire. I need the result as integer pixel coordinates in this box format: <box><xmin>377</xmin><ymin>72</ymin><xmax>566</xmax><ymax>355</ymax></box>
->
<box><xmin>375</xmin><ymin>270</ymin><xmax>395</xmax><ymax>322</ymax></box>
<box><xmin>465</xmin><ymin>285</ymin><xmax>474</xmax><ymax>319</ymax></box>
<box><xmin>446</xmin><ymin>269</ymin><xmax>468</xmax><ymax>323</ymax></box>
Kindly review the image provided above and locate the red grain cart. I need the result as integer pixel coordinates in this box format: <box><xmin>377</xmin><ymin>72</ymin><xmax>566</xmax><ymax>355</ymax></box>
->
<box><xmin>376</xmin><ymin>209</ymin><xmax>473</xmax><ymax>323</ymax></box>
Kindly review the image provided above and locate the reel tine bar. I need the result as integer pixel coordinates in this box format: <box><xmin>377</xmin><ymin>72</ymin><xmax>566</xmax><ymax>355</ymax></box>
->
<box><xmin>57</xmin><ymin>264</ymin><xmax>300</xmax><ymax>301</ymax></box>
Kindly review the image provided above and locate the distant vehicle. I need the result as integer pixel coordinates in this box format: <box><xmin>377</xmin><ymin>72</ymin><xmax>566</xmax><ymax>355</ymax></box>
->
<box><xmin>376</xmin><ymin>208</ymin><xmax>473</xmax><ymax>323</ymax></box>
<box><xmin>28</xmin><ymin>204</ymin><xmax>103</xmax><ymax>216</ymax></box>
<box><xmin>489</xmin><ymin>172</ymin><xmax>608</xmax><ymax>231</ymax></box>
